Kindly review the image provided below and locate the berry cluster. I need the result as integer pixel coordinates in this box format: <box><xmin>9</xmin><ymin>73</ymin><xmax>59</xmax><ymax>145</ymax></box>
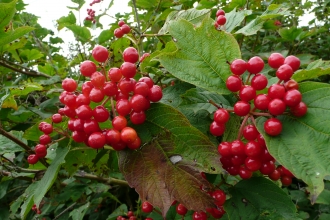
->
<box><xmin>209</xmin><ymin>108</ymin><xmax>229</xmax><ymax>136</ymax></box>
<box><xmin>214</xmin><ymin>9</ymin><xmax>226</xmax><ymax>30</ymax></box>
<box><xmin>27</xmin><ymin>45</ymin><xmax>162</xmax><ymax>164</ymax></box>
<box><xmin>85</xmin><ymin>8</ymin><xmax>96</xmax><ymax>23</ymax></box>
<box><xmin>116</xmin><ymin>211</ymin><xmax>139</xmax><ymax>220</ymax></box>
<box><xmin>31</xmin><ymin>204</ymin><xmax>41</xmax><ymax>215</ymax></box>
<box><xmin>114</xmin><ymin>20</ymin><xmax>131</xmax><ymax>38</ymax></box>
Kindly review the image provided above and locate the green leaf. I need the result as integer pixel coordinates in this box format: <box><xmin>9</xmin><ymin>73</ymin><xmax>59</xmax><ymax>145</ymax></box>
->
<box><xmin>57</xmin><ymin>11</ymin><xmax>76</xmax><ymax>30</ymax></box>
<box><xmin>235</xmin><ymin>4</ymin><xmax>290</xmax><ymax>36</ymax></box>
<box><xmin>292</xmin><ymin>59</ymin><xmax>330</xmax><ymax>82</ymax></box>
<box><xmin>119</xmin><ymin>103</ymin><xmax>223</xmax><ymax>216</ymax></box>
<box><xmin>0</xmin><ymin>130</ymin><xmax>27</xmax><ymax>154</ymax></box>
<box><xmin>19</xmin><ymin>48</ymin><xmax>44</xmax><ymax>61</ymax></box>
<box><xmin>69</xmin><ymin>202</ymin><xmax>90</xmax><ymax>220</ymax></box>
<box><xmin>225</xmin><ymin>8</ymin><xmax>252</xmax><ymax>33</ymax></box>
<box><xmin>222</xmin><ymin>113</ymin><xmax>241</xmax><ymax>142</ymax></box>
<box><xmin>315</xmin><ymin>189</ymin><xmax>330</xmax><ymax>205</ymax></box>
<box><xmin>10</xmin><ymin>82</ymin><xmax>43</xmax><ymax>96</ymax></box>
<box><xmin>157</xmin><ymin>17</ymin><xmax>241</xmax><ymax>95</ymax></box>
<box><xmin>0</xmin><ymin>26</ymin><xmax>34</xmax><ymax>46</ymax></box>
<box><xmin>106</xmin><ymin>204</ymin><xmax>128</xmax><ymax>220</ymax></box>
<box><xmin>1</xmin><ymin>95</ymin><xmax>17</xmax><ymax>110</ymax></box>
<box><xmin>19</xmin><ymin>182</ymin><xmax>39</xmax><ymax>220</ymax></box>
<box><xmin>38</xmin><ymin>75</ymin><xmax>61</xmax><ymax>85</ymax></box>
<box><xmin>0</xmin><ymin>0</ymin><xmax>16</xmax><ymax>30</ymax></box>
<box><xmin>71</xmin><ymin>0</ymin><xmax>85</xmax><ymax>9</ymax></box>
<box><xmin>160</xmin><ymin>81</ymin><xmax>195</xmax><ymax>108</ymax></box>
<box><xmin>256</xmin><ymin>82</ymin><xmax>330</xmax><ymax>203</ymax></box>
<box><xmin>224</xmin><ymin>177</ymin><xmax>298</xmax><ymax>219</ymax></box>
<box><xmin>33</xmin><ymin>144</ymin><xmax>70</xmax><ymax>207</ymax></box>
<box><xmin>279</xmin><ymin>27</ymin><xmax>303</xmax><ymax>41</ymax></box>
<box><xmin>0</xmin><ymin>180</ymin><xmax>10</xmax><ymax>199</ymax></box>
<box><xmin>158</xmin><ymin>8</ymin><xmax>211</xmax><ymax>35</ymax></box>
<box><xmin>66</xmin><ymin>24</ymin><xmax>91</xmax><ymax>43</ymax></box>
<box><xmin>97</xmin><ymin>29</ymin><xmax>112</xmax><ymax>44</ymax></box>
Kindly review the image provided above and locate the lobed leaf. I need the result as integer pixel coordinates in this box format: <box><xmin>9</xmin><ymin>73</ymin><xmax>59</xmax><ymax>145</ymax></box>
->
<box><xmin>292</xmin><ymin>59</ymin><xmax>330</xmax><ymax>82</ymax></box>
<box><xmin>157</xmin><ymin>17</ymin><xmax>241</xmax><ymax>95</ymax></box>
<box><xmin>0</xmin><ymin>26</ymin><xmax>34</xmax><ymax>46</ymax></box>
<box><xmin>225</xmin><ymin>8</ymin><xmax>252</xmax><ymax>33</ymax></box>
<box><xmin>256</xmin><ymin>82</ymin><xmax>330</xmax><ymax>202</ymax></box>
<box><xmin>0</xmin><ymin>0</ymin><xmax>16</xmax><ymax>30</ymax></box>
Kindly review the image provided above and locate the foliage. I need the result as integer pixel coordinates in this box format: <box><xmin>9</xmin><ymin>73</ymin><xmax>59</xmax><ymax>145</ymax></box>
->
<box><xmin>0</xmin><ymin>0</ymin><xmax>330</xmax><ymax>219</ymax></box>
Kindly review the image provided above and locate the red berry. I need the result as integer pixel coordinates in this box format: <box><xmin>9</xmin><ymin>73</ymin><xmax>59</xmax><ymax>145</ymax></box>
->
<box><xmin>227</xmin><ymin>165</ymin><xmax>240</xmax><ymax>175</ymax></box>
<box><xmin>281</xmin><ymin>175</ymin><xmax>292</xmax><ymax>186</ymax></box>
<box><xmin>264</xmin><ymin>118</ymin><xmax>282</xmax><ymax>136</ymax></box>
<box><xmin>130</xmin><ymin>94</ymin><xmax>150</xmax><ymax>112</ymax></box>
<box><xmin>210</xmin><ymin>121</ymin><xmax>226</xmax><ymax>136</ymax></box>
<box><xmin>216</xmin><ymin>15</ymin><xmax>226</xmax><ymax>25</ymax></box>
<box><xmin>63</xmin><ymin>93</ymin><xmax>77</xmax><ymax>108</ymax></box>
<box><xmin>72</xmin><ymin>131</ymin><xmax>87</xmax><ymax>143</ymax></box>
<box><xmin>134</xmin><ymin>82</ymin><xmax>150</xmax><ymax>97</ymax></box>
<box><xmin>121</xmin><ymin>62</ymin><xmax>136</xmax><ymax>78</ymax></box>
<box><xmin>192</xmin><ymin>211</ymin><xmax>207</xmax><ymax>220</ymax></box>
<box><xmin>239</xmin><ymin>85</ymin><xmax>256</xmax><ymax>102</ymax></box>
<box><xmin>283</xmin><ymin>89</ymin><xmax>302</xmax><ymax>107</ymax></box>
<box><xmin>231</xmin><ymin>140</ymin><xmax>245</xmax><ymax>156</ymax></box>
<box><xmin>121</xmin><ymin>24</ymin><xmax>131</xmax><ymax>34</ymax></box>
<box><xmin>35</xmin><ymin>144</ymin><xmax>47</xmax><ymax>158</ymax></box>
<box><xmin>261</xmin><ymin>148</ymin><xmax>274</xmax><ymax>162</ymax></box>
<box><xmin>130</xmin><ymin>111</ymin><xmax>146</xmax><ymax>124</ymax></box>
<box><xmin>243</xmin><ymin>125</ymin><xmax>259</xmax><ymax>141</ymax></box>
<box><xmin>103</xmin><ymin>81</ymin><xmax>118</xmax><ymax>97</ymax></box>
<box><xmin>230</xmin><ymin>59</ymin><xmax>247</xmax><ymax>75</ymax></box>
<box><xmin>62</xmin><ymin>78</ymin><xmax>77</xmax><ymax>92</ymax></box>
<box><xmin>284</xmin><ymin>79</ymin><xmax>299</xmax><ymax>90</ymax></box>
<box><xmin>290</xmin><ymin>101</ymin><xmax>307</xmax><ymax>117</ymax></box>
<box><xmin>268</xmin><ymin>99</ymin><xmax>286</xmax><ymax>116</ymax></box>
<box><xmin>176</xmin><ymin>203</ymin><xmax>188</xmax><ymax>215</ymax></box>
<box><xmin>139</xmin><ymin>53</ymin><xmax>150</xmax><ymax>63</ymax></box>
<box><xmin>127</xmin><ymin>136</ymin><xmax>141</xmax><ymax>150</ymax></box>
<box><xmin>73</xmin><ymin>118</ymin><xmax>85</xmax><ymax>132</ymax></box>
<box><xmin>216</xmin><ymin>9</ymin><xmax>225</xmax><ymax>16</ymax></box>
<box><xmin>108</xmin><ymin>67</ymin><xmax>123</xmax><ymax>82</ymax></box>
<box><xmin>260</xmin><ymin>160</ymin><xmax>276</xmax><ymax>175</ymax></box>
<box><xmin>123</xmin><ymin>47</ymin><xmax>139</xmax><ymax>63</ymax></box>
<box><xmin>214</xmin><ymin>108</ymin><xmax>230</xmax><ymax>124</ymax></box>
<box><xmin>118</xmin><ymin>20</ymin><xmax>125</xmax><ymax>27</ymax></box>
<box><xmin>284</xmin><ymin>55</ymin><xmax>300</xmax><ymax>71</ymax></box>
<box><xmin>231</xmin><ymin>155</ymin><xmax>246</xmax><ymax>166</ymax></box>
<box><xmin>112</xmin><ymin>115</ymin><xmax>127</xmax><ymax>131</ymax></box>
<box><xmin>63</xmin><ymin>106</ymin><xmax>76</xmax><ymax>118</ymax></box>
<box><xmin>141</xmin><ymin>201</ymin><xmax>153</xmax><ymax>213</ymax></box>
<box><xmin>39</xmin><ymin>134</ymin><xmax>51</xmax><ymax>145</ymax></box>
<box><xmin>218</xmin><ymin>141</ymin><xmax>232</xmax><ymax>157</ymax></box>
<box><xmin>148</xmin><ymin>85</ymin><xmax>163</xmax><ymax>102</ymax></box>
<box><xmin>76</xmin><ymin>94</ymin><xmax>90</xmax><ymax>106</ymax></box>
<box><xmin>80</xmin><ymin>60</ymin><xmax>97</xmax><ymax>77</ymax></box>
<box><xmin>92</xmin><ymin>106</ymin><xmax>110</xmax><ymax>122</ymax></box>
<box><xmin>276</xmin><ymin>64</ymin><xmax>293</xmax><ymax>81</ymax></box>
<box><xmin>76</xmin><ymin>105</ymin><xmax>93</xmax><ymax>120</ymax></box>
<box><xmin>239</xmin><ymin>166</ymin><xmax>253</xmax><ymax>179</ymax></box>
<box><xmin>269</xmin><ymin>169</ymin><xmax>281</xmax><ymax>181</ymax></box>
<box><xmin>112</xmin><ymin>140</ymin><xmax>127</xmax><ymax>151</ymax></box>
<box><xmin>247</xmin><ymin>56</ymin><xmax>264</xmax><ymax>74</ymax></box>
<box><xmin>268</xmin><ymin>53</ymin><xmax>285</xmax><ymax>69</ymax></box>
<box><xmin>92</xmin><ymin>45</ymin><xmax>109</xmax><ymax>62</ymax></box>
<box><xmin>267</xmin><ymin>84</ymin><xmax>286</xmax><ymax>99</ymax></box>
<box><xmin>257</xmin><ymin>134</ymin><xmax>266</xmax><ymax>148</ymax></box>
<box><xmin>226</xmin><ymin>75</ymin><xmax>242</xmax><ymax>92</ymax></box>
<box><xmin>27</xmin><ymin>154</ymin><xmax>39</xmax><ymax>164</ymax></box>
<box><xmin>82</xmin><ymin>81</ymin><xmax>94</xmax><ymax>96</ymax></box>
<box><xmin>84</xmin><ymin>119</ymin><xmax>101</xmax><ymax>134</ymax></box>
<box><xmin>254</xmin><ymin>94</ymin><xmax>270</xmax><ymax>110</ymax></box>
<box><xmin>121</xmin><ymin>127</ymin><xmax>138</xmax><ymax>144</ymax></box>
<box><xmin>118</xmin><ymin>78</ymin><xmax>136</xmax><ymax>95</ymax></box>
<box><xmin>91</xmin><ymin>71</ymin><xmax>106</xmax><ymax>88</ymax></box>
<box><xmin>88</xmin><ymin>132</ymin><xmax>106</xmax><ymax>149</ymax></box>
<box><xmin>251</xmin><ymin>74</ymin><xmax>268</xmax><ymax>90</ymax></box>
<box><xmin>245</xmin><ymin>156</ymin><xmax>262</xmax><ymax>171</ymax></box>
<box><xmin>138</xmin><ymin>77</ymin><xmax>154</xmax><ymax>88</ymax></box>
<box><xmin>105</xmin><ymin>129</ymin><xmax>121</xmax><ymax>145</ymax></box>
<box><xmin>89</xmin><ymin>88</ymin><xmax>105</xmax><ymax>103</ymax></box>
<box><xmin>114</xmin><ymin>28</ymin><xmax>124</xmax><ymax>38</ymax></box>
<box><xmin>52</xmin><ymin>113</ymin><xmax>62</xmax><ymax>123</ymax></box>
<box><xmin>245</xmin><ymin>140</ymin><xmax>262</xmax><ymax>157</ymax></box>
<box><xmin>234</xmin><ymin>101</ymin><xmax>250</xmax><ymax>116</ymax></box>
<box><xmin>212</xmin><ymin>189</ymin><xmax>226</xmax><ymax>206</ymax></box>
<box><xmin>41</xmin><ymin>123</ymin><xmax>53</xmax><ymax>134</ymax></box>
<box><xmin>116</xmin><ymin>99</ymin><xmax>131</xmax><ymax>116</ymax></box>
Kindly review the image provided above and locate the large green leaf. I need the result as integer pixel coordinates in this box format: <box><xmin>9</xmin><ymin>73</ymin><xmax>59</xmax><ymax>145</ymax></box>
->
<box><xmin>256</xmin><ymin>82</ymin><xmax>330</xmax><ymax>202</ymax></box>
<box><xmin>10</xmin><ymin>82</ymin><xmax>43</xmax><ymax>96</ymax></box>
<box><xmin>235</xmin><ymin>4</ymin><xmax>290</xmax><ymax>36</ymax></box>
<box><xmin>158</xmin><ymin>8</ymin><xmax>211</xmax><ymax>35</ymax></box>
<box><xmin>292</xmin><ymin>59</ymin><xmax>330</xmax><ymax>82</ymax></box>
<box><xmin>66</xmin><ymin>25</ymin><xmax>91</xmax><ymax>43</ymax></box>
<box><xmin>0</xmin><ymin>0</ymin><xmax>16</xmax><ymax>30</ymax></box>
<box><xmin>157</xmin><ymin>17</ymin><xmax>241</xmax><ymax>95</ymax></box>
<box><xmin>119</xmin><ymin>103</ymin><xmax>222</xmax><ymax>216</ymax></box>
<box><xmin>0</xmin><ymin>26</ymin><xmax>34</xmax><ymax>45</ymax></box>
<box><xmin>224</xmin><ymin>177</ymin><xmax>298</xmax><ymax>219</ymax></box>
<box><xmin>57</xmin><ymin>11</ymin><xmax>76</xmax><ymax>30</ymax></box>
<box><xmin>225</xmin><ymin>8</ymin><xmax>252</xmax><ymax>33</ymax></box>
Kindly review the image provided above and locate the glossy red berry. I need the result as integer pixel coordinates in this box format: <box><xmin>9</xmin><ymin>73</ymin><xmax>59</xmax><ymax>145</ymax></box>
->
<box><xmin>76</xmin><ymin>105</ymin><xmax>93</xmax><ymax>120</ymax></box>
<box><xmin>245</xmin><ymin>156</ymin><xmax>262</xmax><ymax>171</ymax></box>
<box><xmin>76</xmin><ymin>94</ymin><xmax>90</xmax><ymax>106</ymax></box>
<box><xmin>243</xmin><ymin>125</ymin><xmax>259</xmax><ymax>141</ymax></box>
<box><xmin>112</xmin><ymin>115</ymin><xmax>127</xmax><ymax>131</ymax></box>
<box><xmin>91</xmin><ymin>71</ymin><xmax>106</xmax><ymax>88</ymax></box>
<box><xmin>269</xmin><ymin>169</ymin><xmax>281</xmax><ymax>181</ymax></box>
<box><xmin>121</xmin><ymin>127</ymin><xmax>138</xmax><ymax>144</ymax></box>
<box><xmin>121</xmin><ymin>24</ymin><xmax>131</xmax><ymax>34</ymax></box>
<box><xmin>216</xmin><ymin>15</ymin><xmax>226</xmax><ymax>25</ymax></box>
<box><xmin>108</xmin><ymin>67</ymin><xmax>123</xmax><ymax>82</ymax></box>
<box><xmin>62</xmin><ymin>78</ymin><xmax>77</xmax><ymax>92</ymax></box>
<box><xmin>231</xmin><ymin>140</ymin><xmax>245</xmax><ymax>156</ymax></box>
<box><xmin>138</xmin><ymin>77</ymin><xmax>154</xmax><ymax>88</ymax></box>
<box><xmin>245</xmin><ymin>140</ymin><xmax>262</xmax><ymax>157</ymax></box>
<box><xmin>80</xmin><ymin>60</ymin><xmax>97</xmax><ymax>77</ymax></box>
<box><xmin>218</xmin><ymin>141</ymin><xmax>232</xmax><ymax>157</ymax></box>
<box><xmin>123</xmin><ymin>47</ymin><xmax>139</xmax><ymax>63</ymax></box>
<box><xmin>210</xmin><ymin>121</ymin><xmax>226</xmax><ymax>136</ymax></box>
<box><xmin>234</xmin><ymin>101</ymin><xmax>250</xmax><ymax>116</ymax></box>
<box><xmin>27</xmin><ymin>154</ymin><xmax>39</xmax><ymax>164</ymax></box>
<box><xmin>130</xmin><ymin>94</ymin><xmax>150</xmax><ymax>112</ymax></box>
<box><xmin>93</xmin><ymin>106</ymin><xmax>110</xmax><ymax>122</ymax></box>
<box><xmin>239</xmin><ymin>166</ymin><xmax>253</xmax><ymax>179</ymax></box>
<box><xmin>84</xmin><ymin>119</ymin><xmax>101</xmax><ymax>134</ymax></box>
<box><xmin>192</xmin><ymin>211</ymin><xmax>207</xmax><ymax>220</ymax></box>
<box><xmin>226</xmin><ymin>75</ymin><xmax>242</xmax><ymax>92</ymax></box>
<box><xmin>281</xmin><ymin>175</ymin><xmax>292</xmax><ymax>186</ymax></box>
<box><xmin>216</xmin><ymin>9</ymin><xmax>225</xmax><ymax>16</ymax></box>
<box><xmin>114</xmin><ymin>28</ymin><xmax>124</xmax><ymax>38</ymax></box>
<box><xmin>127</xmin><ymin>136</ymin><xmax>141</xmax><ymax>150</ymax></box>
<box><xmin>40</xmin><ymin>123</ymin><xmax>53</xmax><ymax>134</ymax></box>
<box><xmin>239</xmin><ymin>85</ymin><xmax>256</xmax><ymax>102</ymax></box>
<box><xmin>105</xmin><ymin>129</ymin><xmax>121</xmax><ymax>145</ymax></box>
<box><xmin>264</xmin><ymin>118</ymin><xmax>282</xmax><ymax>136</ymax></box>
<box><xmin>284</xmin><ymin>55</ymin><xmax>300</xmax><ymax>71</ymax></box>
<box><xmin>268</xmin><ymin>99</ymin><xmax>286</xmax><ymax>116</ymax></box>
<box><xmin>92</xmin><ymin>45</ymin><xmax>109</xmax><ymax>62</ymax></box>
<box><xmin>88</xmin><ymin>132</ymin><xmax>106</xmax><ymax>149</ymax></box>
<box><xmin>247</xmin><ymin>56</ymin><xmax>264</xmax><ymax>74</ymax></box>
<box><xmin>284</xmin><ymin>79</ymin><xmax>299</xmax><ymax>90</ymax></box>
<box><xmin>176</xmin><ymin>203</ymin><xmax>188</xmax><ymax>216</ymax></box>
<box><xmin>120</xmin><ymin>62</ymin><xmax>136</xmax><ymax>78</ymax></box>
<box><xmin>254</xmin><ymin>94</ymin><xmax>270</xmax><ymax>110</ymax></box>
<box><xmin>276</xmin><ymin>64</ymin><xmax>293</xmax><ymax>81</ymax></box>
<box><xmin>130</xmin><ymin>111</ymin><xmax>146</xmax><ymax>125</ymax></box>
<box><xmin>118</xmin><ymin>78</ymin><xmax>136</xmax><ymax>95</ymax></box>
<box><xmin>39</xmin><ymin>134</ymin><xmax>51</xmax><ymax>145</ymax></box>
<box><xmin>213</xmin><ymin>108</ymin><xmax>230</xmax><ymax>124</ymax></box>
<box><xmin>141</xmin><ymin>201</ymin><xmax>153</xmax><ymax>213</ymax></box>
<box><xmin>118</xmin><ymin>20</ymin><xmax>125</xmax><ymax>27</ymax></box>
<box><xmin>260</xmin><ymin>160</ymin><xmax>276</xmax><ymax>175</ymax></box>
<box><xmin>82</xmin><ymin>81</ymin><xmax>94</xmax><ymax>96</ymax></box>
<box><xmin>134</xmin><ymin>82</ymin><xmax>150</xmax><ymax>97</ymax></box>
<box><xmin>35</xmin><ymin>144</ymin><xmax>47</xmax><ymax>158</ymax></box>
<box><xmin>116</xmin><ymin>99</ymin><xmax>131</xmax><ymax>116</ymax></box>
<box><xmin>268</xmin><ymin>53</ymin><xmax>285</xmax><ymax>69</ymax></box>
<box><xmin>212</xmin><ymin>189</ymin><xmax>226</xmax><ymax>206</ymax></box>
<box><xmin>148</xmin><ymin>85</ymin><xmax>163</xmax><ymax>102</ymax></box>
<box><xmin>283</xmin><ymin>89</ymin><xmax>302</xmax><ymax>107</ymax></box>
<box><xmin>268</xmin><ymin>84</ymin><xmax>286</xmax><ymax>99</ymax></box>
<box><xmin>72</xmin><ymin>131</ymin><xmax>87</xmax><ymax>143</ymax></box>
<box><xmin>251</xmin><ymin>74</ymin><xmax>268</xmax><ymax>90</ymax></box>
<box><xmin>103</xmin><ymin>81</ymin><xmax>118</xmax><ymax>97</ymax></box>
<box><xmin>230</xmin><ymin>59</ymin><xmax>247</xmax><ymax>75</ymax></box>
<box><xmin>290</xmin><ymin>101</ymin><xmax>307</xmax><ymax>117</ymax></box>
<box><xmin>52</xmin><ymin>113</ymin><xmax>62</xmax><ymax>123</ymax></box>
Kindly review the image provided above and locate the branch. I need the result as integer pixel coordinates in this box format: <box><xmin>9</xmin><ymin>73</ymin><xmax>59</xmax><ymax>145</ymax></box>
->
<box><xmin>0</xmin><ymin>59</ymin><xmax>51</xmax><ymax>78</ymax></box>
<box><xmin>73</xmin><ymin>172</ymin><xmax>129</xmax><ymax>187</ymax></box>
<box><xmin>0</xmin><ymin>126</ymin><xmax>49</xmax><ymax>167</ymax></box>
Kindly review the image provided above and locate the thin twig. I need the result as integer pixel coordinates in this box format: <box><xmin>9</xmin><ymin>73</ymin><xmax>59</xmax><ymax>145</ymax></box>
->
<box><xmin>0</xmin><ymin>59</ymin><xmax>51</xmax><ymax>78</ymax></box>
<box><xmin>53</xmin><ymin>202</ymin><xmax>77</xmax><ymax>220</ymax></box>
<box><xmin>73</xmin><ymin>172</ymin><xmax>129</xmax><ymax>187</ymax></box>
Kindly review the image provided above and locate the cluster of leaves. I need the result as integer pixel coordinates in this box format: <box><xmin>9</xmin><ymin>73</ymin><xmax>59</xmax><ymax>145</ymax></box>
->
<box><xmin>1</xmin><ymin>0</ymin><xmax>330</xmax><ymax>219</ymax></box>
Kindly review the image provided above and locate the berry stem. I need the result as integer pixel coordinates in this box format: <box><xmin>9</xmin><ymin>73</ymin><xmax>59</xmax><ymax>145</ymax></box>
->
<box><xmin>237</xmin><ymin>115</ymin><xmax>250</xmax><ymax>140</ymax></box>
<box><xmin>102</xmin><ymin>97</ymin><xmax>111</xmax><ymax>107</ymax></box>
<box><xmin>53</xmin><ymin>128</ymin><xmax>70</xmax><ymax>138</ymax></box>
<box><xmin>277</xmin><ymin>79</ymin><xmax>283</xmax><ymax>84</ymax></box>
<box><xmin>250</xmin><ymin>112</ymin><xmax>272</xmax><ymax>117</ymax></box>
<box><xmin>245</xmin><ymin>73</ymin><xmax>252</xmax><ymax>85</ymax></box>
<box><xmin>208</xmin><ymin>100</ymin><xmax>222</xmax><ymax>109</ymax></box>
<box><xmin>110</xmin><ymin>97</ymin><xmax>116</xmax><ymax>118</ymax></box>
<box><xmin>249</xmin><ymin>115</ymin><xmax>257</xmax><ymax>127</ymax></box>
